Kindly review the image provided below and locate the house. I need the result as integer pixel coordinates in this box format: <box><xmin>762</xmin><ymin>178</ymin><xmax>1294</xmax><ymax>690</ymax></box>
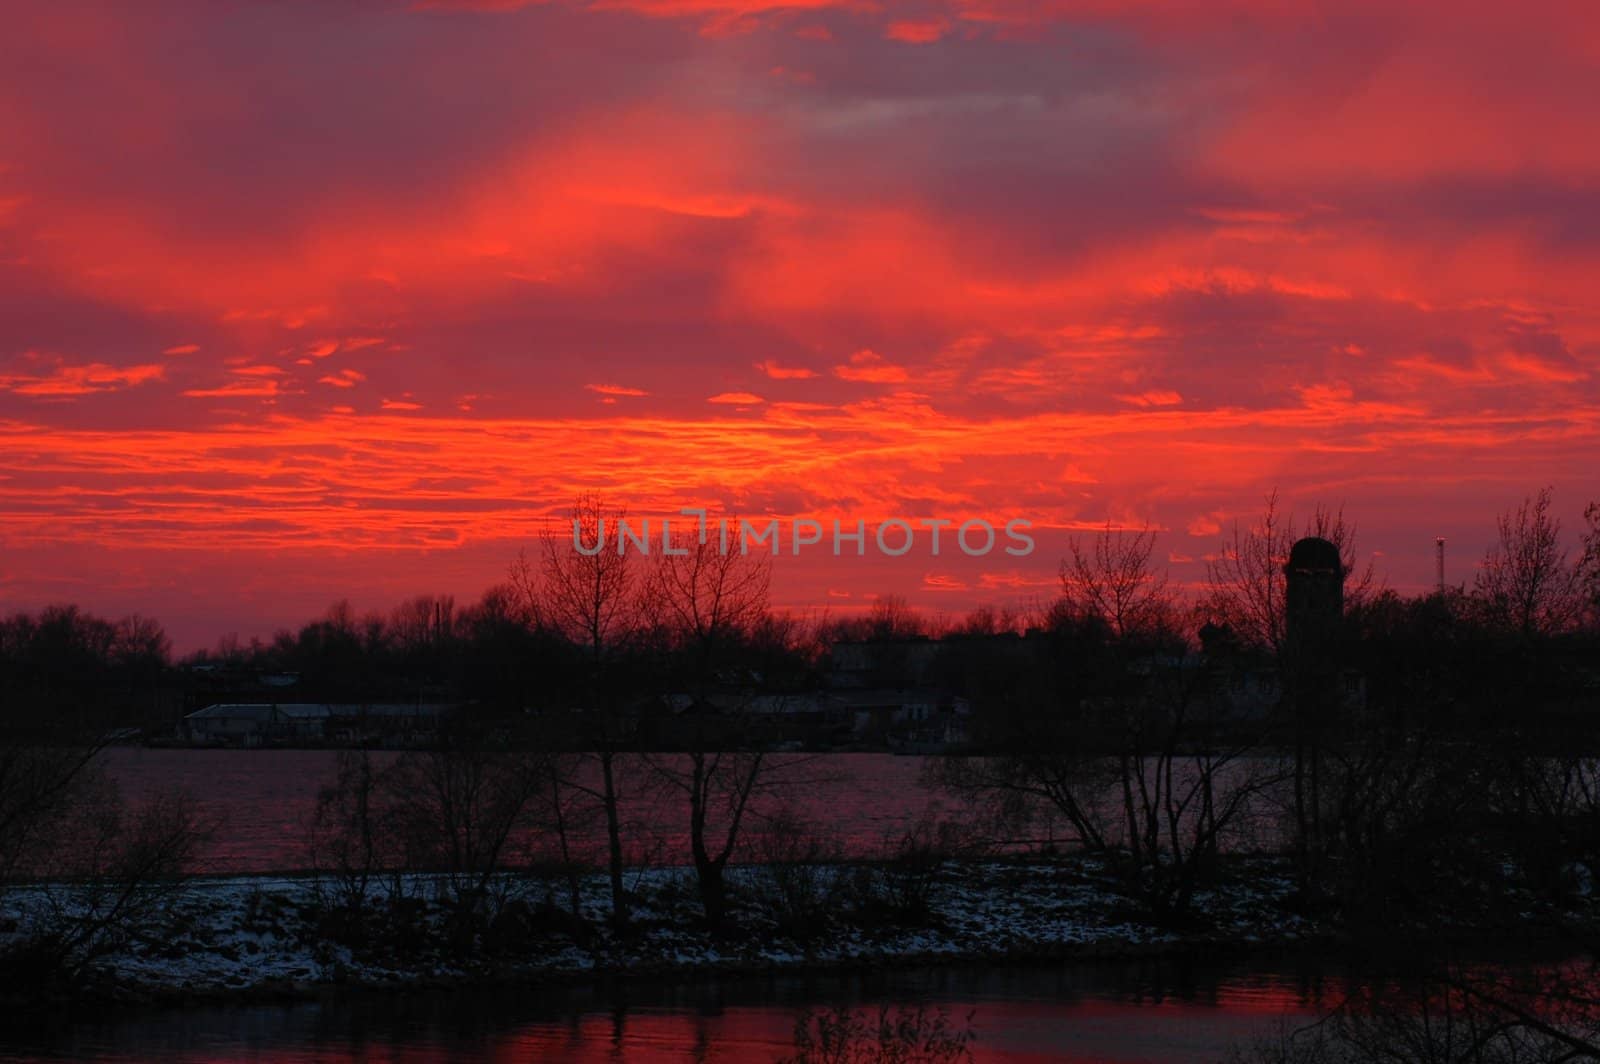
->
<box><xmin>736</xmin><ymin>692</ymin><xmax>849</xmax><ymax>746</ymax></box>
<box><xmin>184</xmin><ymin>702</ymin><xmax>451</xmax><ymax>747</ymax></box>
<box><xmin>834</xmin><ymin>688</ymin><xmax>971</xmax><ymax>747</ymax></box>
<box><xmin>183</xmin><ymin>703</ymin><xmax>331</xmax><ymax>746</ymax></box>
<box><xmin>327</xmin><ymin>703</ymin><xmax>451</xmax><ymax>746</ymax></box>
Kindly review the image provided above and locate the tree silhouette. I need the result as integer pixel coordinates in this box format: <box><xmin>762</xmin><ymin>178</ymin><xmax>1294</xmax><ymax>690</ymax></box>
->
<box><xmin>1473</xmin><ymin>486</ymin><xmax>1584</xmax><ymax>637</ymax></box>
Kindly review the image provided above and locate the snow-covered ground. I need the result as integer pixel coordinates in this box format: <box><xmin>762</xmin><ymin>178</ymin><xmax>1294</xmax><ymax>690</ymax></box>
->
<box><xmin>0</xmin><ymin>857</ymin><xmax>1321</xmax><ymax>1002</ymax></box>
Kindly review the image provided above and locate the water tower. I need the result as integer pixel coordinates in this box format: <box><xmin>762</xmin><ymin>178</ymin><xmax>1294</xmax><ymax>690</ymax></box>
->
<box><xmin>1283</xmin><ymin>537</ymin><xmax>1344</xmax><ymax>652</ymax></box>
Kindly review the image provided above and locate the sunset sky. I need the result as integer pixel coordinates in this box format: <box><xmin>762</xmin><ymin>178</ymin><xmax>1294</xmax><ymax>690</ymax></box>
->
<box><xmin>2</xmin><ymin>1</ymin><xmax>1598</xmax><ymax>650</ymax></box>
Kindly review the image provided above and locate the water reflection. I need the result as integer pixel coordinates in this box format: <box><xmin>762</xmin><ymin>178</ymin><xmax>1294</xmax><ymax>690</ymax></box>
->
<box><xmin>104</xmin><ymin>748</ymin><xmax>953</xmax><ymax>874</ymax></box>
<box><xmin>102</xmin><ymin>749</ymin><xmax>1285</xmax><ymax>875</ymax></box>
<box><xmin>1</xmin><ymin>957</ymin><xmax>1332</xmax><ymax>1063</ymax></box>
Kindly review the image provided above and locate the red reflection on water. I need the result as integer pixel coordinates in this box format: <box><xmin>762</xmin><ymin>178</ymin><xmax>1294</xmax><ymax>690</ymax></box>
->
<box><xmin>138</xmin><ymin>996</ymin><xmax>1320</xmax><ymax>1063</ymax></box>
<box><xmin>103</xmin><ymin>748</ymin><xmax>957</xmax><ymax>874</ymax></box>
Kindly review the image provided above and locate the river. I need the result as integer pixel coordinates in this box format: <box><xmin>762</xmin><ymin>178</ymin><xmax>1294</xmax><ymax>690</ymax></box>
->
<box><xmin>8</xmin><ymin>751</ymin><xmax>1551</xmax><ymax>1061</ymax></box>
<box><xmin>101</xmin><ymin>748</ymin><xmax>1284</xmax><ymax>874</ymax></box>
<box><xmin>0</xmin><ymin>954</ymin><xmax>1336</xmax><ymax>1062</ymax></box>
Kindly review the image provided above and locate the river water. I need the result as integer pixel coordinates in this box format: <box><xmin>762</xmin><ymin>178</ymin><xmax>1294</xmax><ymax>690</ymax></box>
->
<box><xmin>1</xmin><ymin>955</ymin><xmax>1336</xmax><ymax>1062</ymax></box>
<box><xmin>100</xmin><ymin>749</ymin><xmax>999</xmax><ymax>873</ymax></box>
<box><xmin>101</xmin><ymin>748</ymin><xmax>1283</xmax><ymax>874</ymax></box>
<box><xmin>10</xmin><ymin>750</ymin><xmax>1330</xmax><ymax>1062</ymax></box>
<box><xmin>10</xmin><ymin>750</ymin><xmax>1573</xmax><ymax>1063</ymax></box>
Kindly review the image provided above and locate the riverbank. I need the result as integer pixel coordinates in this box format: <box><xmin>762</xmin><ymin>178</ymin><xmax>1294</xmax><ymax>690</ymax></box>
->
<box><xmin>4</xmin><ymin>852</ymin><xmax>1591</xmax><ymax>1011</ymax></box>
<box><xmin>1</xmin><ymin>855</ymin><xmax>1322</xmax><ymax>1008</ymax></box>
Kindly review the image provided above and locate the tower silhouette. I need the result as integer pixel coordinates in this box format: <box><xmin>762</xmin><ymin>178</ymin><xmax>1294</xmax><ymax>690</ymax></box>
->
<box><xmin>1284</xmin><ymin>536</ymin><xmax>1344</xmax><ymax>652</ymax></box>
<box><xmin>1282</xmin><ymin>536</ymin><xmax>1346</xmax><ymax>888</ymax></box>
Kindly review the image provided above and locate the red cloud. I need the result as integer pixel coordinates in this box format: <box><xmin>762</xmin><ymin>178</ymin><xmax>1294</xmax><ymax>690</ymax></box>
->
<box><xmin>1116</xmin><ymin>389</ymin><xmax>1183</xmax><ymax>407</ymax></box>
<box><xmin>833</xmin><ymin>350</ymin><xmax>909</xmax><ymax>383</ymax></box>
<box><xmin>182</xmin><ymin>379</ymin><xmax>281</xmax><ymax>399</ymax></box>
<box><xmin>317</xmin><ymin>369</ymin><xmax>366</xmax><ymax>389</ymax></box>
<box><xmin>886</xmin><ymin>17</ymin><xmax>950</xmax><ymax>43</ymax></box>
<box><xmin>0</xmin><ymin>356</ymin><xmax>166</xmax><ymax>398</ymax></box>
<box><xmin>755</xmin><ymin>360</ymin><xmax>817</xmax><ymax>380</ymax></box>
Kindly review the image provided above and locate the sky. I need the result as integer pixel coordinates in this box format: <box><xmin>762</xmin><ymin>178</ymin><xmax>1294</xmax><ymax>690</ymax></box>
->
<box><xmin>1</xmin><ymin>0</ymin><xmax>1598</xmax><ymax>650</ymax></box>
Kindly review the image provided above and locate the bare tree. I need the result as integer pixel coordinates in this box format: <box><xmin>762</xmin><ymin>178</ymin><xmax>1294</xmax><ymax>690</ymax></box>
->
<box><xmin>12</xmin><ymin>778</ymin><xmax>214</xmax><ymax>991</ymax></box>
<box><xmin>939</xmin><ymin>523</ymin><xmax>1281</xmax><ymax>920</ymax></box>
<box><xmin>1</xmin><ymin>605</ymin><xmax>153</xmax><ymax>893</ymax></box>
<box><xmin>645</xmin><ymin>749</ymin><xmax>793</xmax><ymax>929</ymax></box>
<box><xmin>506</xmin><ymin>548</ymin><xmax>543</xmax><ymax>628</ymax></box>
<box><xmin>1060</xmin><ymin>521</ymin><xmax>1173</xmax><ymax>640</ymax></box>
<box><xmin>541</xmin><ymin>494</ymin><xmax>640</xmax><ymax>662</ymax></box>
<box><xmin>641</xmin><ymin>527</ymin><xmax>801</xmax><ymax>929</ymax></box>
<box><xmin>1198</xmin><ymin>493</ymin><xmax>1382</xmax><ymax>888</ymax></box>
<box><xmin>865</xmin><ymin>594</ymin><xmax>926</xmax><ymax>640</ymax></box>
<box><xmin>928</xmin><ymin>753</ymin><xmax>1115</xmax><ymax>855</ymax></box>
<box><xmin>305</xmin><ymin>743</ymin><xmax>586</xmax><ymax>946</ymax></box>
<box><xmin>643</xmin><ymin>528</ymin><xmax>772</xmax><ymax>681</ymax></box>
<box><xmin>949</xmin><ymin>604</ymin><xmax>1025</xmax><ymax>637</ymax></box>
<box><xmin>1202</xmin><ymin>492</ymin><xmax>1376</xmax><ymax>653</ymax></box>
<box><xmin>1474</xmin><ymin>487</ymin><xmax>1584</xmax><ymax>637</ymax></box>
<box><xmin>1201</xmin><ymin>491</ymin><xmax>1297</xmax><ymax>654</ymax></box>
<box><xmin>305</xmin><ymin>749</ymin><xmax>395</xmax><ymax>919</ymax></box>
<box><xmin>930</xmin><ymin>525</ymin><xmax>1170</xmax><ymax>859</ymax></box>
<box><xmin>388</xmin><ymin>595</ymin><xmax>454</xmax><ymax>655</ymax></box>
<box><xmin>112</xmin><ymin>614</ymin><xmax>172</xmax><ymax>672</ymax></box>
<box><xmin>0</xmin><ymin>743</ymin><xmax>105</xmax><ymax>894</ymax></box>
<box><xmin>1113</xmin><ymin>663</ymin><xmax>1285</xmax><ymax>921</ymax></box>
<box><xmin>536</xmin><ymin>748</ymin><xmax>595</xmax><ymax>920</ymax></box>
<box><xmin>385</xmin><ymin>746</ymin><xmax>553</xmax><ymax>922</ymax></box>
<box><xmin>1583</xmin><ymin>501</ymin><xmax>1600</xmax><ymax>628</ymax></box>
<box><xmin>1229</xmin><ymin>948</ymin><xmax>1600</xmax><ymax>1064</ymax></box>
<box><xmin>1061</xmin><ymin>523</ymin><xmax>1283</xmax><ymax>918</ymax></box>
<box><xmin>533</xmin><ymin>494</ymin><xmax>642</xmax><ymax>928</ymax></box>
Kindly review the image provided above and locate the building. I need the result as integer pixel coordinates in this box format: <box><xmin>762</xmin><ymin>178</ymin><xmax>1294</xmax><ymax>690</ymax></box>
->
<box><xmin>327</xmin><ymin>703</ymin><xmax>451</xmax><ymax>746</ymax></box>
<box><xmin>183</xmin><ymin>703</ymin><xmax>331</xmax><ymax>746</ymax></box>
<box><xmin>183</xmin><ymin>702</ymin><xmax>451</xmax><ymax>747</ymax></box>
<box><xmin>1284</xmin><ymin>536</ymin><xmax>1344</xmax><ymax>653</ymax></box>
<box><xmin>834</xmin><ymin>688</ymin><xmax>971</xmax><ymax>748</ymax></box>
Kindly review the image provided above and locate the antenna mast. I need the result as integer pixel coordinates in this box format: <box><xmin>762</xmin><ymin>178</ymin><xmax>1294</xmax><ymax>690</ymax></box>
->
<box><xmin>1435</xmin><ymin>537</ymin><xmax>1446</xmax><ymax>594</ymax></box>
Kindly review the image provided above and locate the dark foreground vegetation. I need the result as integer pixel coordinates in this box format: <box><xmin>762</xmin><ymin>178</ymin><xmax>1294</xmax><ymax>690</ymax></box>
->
<box><xmin>4</xmin><ymin>487</ymin><xmax>1600</xmax><ymax>1060</ymax></box>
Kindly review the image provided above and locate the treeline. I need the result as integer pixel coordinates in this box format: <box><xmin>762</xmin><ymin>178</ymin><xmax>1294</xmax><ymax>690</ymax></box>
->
<box><xmin>4</xmin><ymin>488</ymin><xmax>1598</xmax><ymax>738</ymax></box>
<box><xmin>0</xmin><ymin>607</ymin><xmax>170</xmax><ymax>731</ymax></box>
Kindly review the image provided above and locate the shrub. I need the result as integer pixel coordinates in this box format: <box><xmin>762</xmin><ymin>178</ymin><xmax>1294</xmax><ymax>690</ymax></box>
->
<box><xmin>747</xmin><ymin>807</ymin><xmax>846</xmax><ymax>940</ymax></box>
<box><xmin>781</xmin><ymin>1004</ymin><xmax>976</xmax><ymax>1064</ymax></box>
<box><xmin>868</xmin><ymin>809</ymin><xmax>986</xmax><ymax>925</ymax></box>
